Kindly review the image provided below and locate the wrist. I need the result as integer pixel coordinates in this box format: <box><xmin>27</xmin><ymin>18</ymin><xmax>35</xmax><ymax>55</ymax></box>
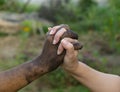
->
<box><xmin>63</xmin><ymin>61</ymin><xmax>79</xmax><ymax>73</ymax></box>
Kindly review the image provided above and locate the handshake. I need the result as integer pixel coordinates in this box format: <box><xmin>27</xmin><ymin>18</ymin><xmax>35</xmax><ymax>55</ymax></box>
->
<box><xmin>0</xmin><ymin>24</ymin><xmax>83</xmax><ymax>92</ymax></box>
<box><xmin>39</xmin><ymin>24</ymin><xmax>83</xmax><ymax>73</ymax></box>
<box><xmin>1</xmin><ymin>24</ymin><xmax>119</xmax><ymax>92</ymax></box>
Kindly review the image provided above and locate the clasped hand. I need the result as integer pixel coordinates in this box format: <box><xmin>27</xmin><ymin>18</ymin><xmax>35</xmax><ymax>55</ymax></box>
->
<box><xmin>40</xmin><ymin>24</ymin><xmax>82</xmax><ymax>72</ymax></box>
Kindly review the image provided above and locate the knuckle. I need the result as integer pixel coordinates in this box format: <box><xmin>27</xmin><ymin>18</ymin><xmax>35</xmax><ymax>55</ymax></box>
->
<box><xmin>58</xmin><ymin>44</ymin><xmax>62</xmax><ymax>50</ymax></box>
<box><xmin>68</xmin><ymin>44</ymin><xmax>74</xmax><ymax>49</ymax></box>
<box><xmin>61</xmin><ymin>28</ymin><xmax>67</xmax><ymax>31</ymax></box>
<box><xmin>74</xmin><ymin>51</ymin><xmax>78</xmax><ymax>57</ymax></box>
<box><xmin>61</xmin><ymin>38</ymin><xmax>66</xmax><ymax>43</ymax></box>
<box><xmin>55</xmin><ymin>30</ymin><xmax>64</xmax><ymax>39</ymax></box>
<box><xmin>54</xmin><ymin>34</ymin><xmax>60</xmax><ymax>39</ymax></box>
<box><xmin>74</xmin><ymin>39</ymin><xmax>78</xmax><ymax>43</ymax></box>
<box><xmin>59</xmin><ymin>28</ymin><xmax>66</xmax><ymax>35</ymax></box>
<box><xmin>63</xmin><ymin>37</ymin><xmax>69</xmax><ymax>41</ymax></box>
<box><xmin>53</xmin><ymin>26</ymin><xmax>60</xmax><ymax>29</ymax></box>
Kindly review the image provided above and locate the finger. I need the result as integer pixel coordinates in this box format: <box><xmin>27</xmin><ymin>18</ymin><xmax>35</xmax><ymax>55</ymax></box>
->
<box><xmin>61</xmin><ymin>39</ymin><xmax>75</xmax><ymax>54</ymax></box>
<box><xmin>56</xmin><ymin>24</ymin><xmax>70</xmax><ymax>32</ymax></box>
<box><xmin>49</xmin><ymin>24</ymin><xmax>69</xmax><ymax>35</ymax></box>
<box><xmin>49</xmin><ymin>26</ymin><xmax>60</xmax><ymax>34</ymax></box>
<box><xmin>61</xmin><ymin>39</ymin><xmax>79</xmax><ymax>63</ymax></box>
<box><xmin>57</xmin><ymin>38</ymin><xmax>78</xmax><ymax>55</ymax></box>
<box><xmin>53</xmin><ymin>28</ymin><xmax>67</xmax><ymax>44</ymax></box>
<box><xmin>57</xmin><ymin>43</ymin><xmax>64</xmax><ymax>55</ymax></box>
<box><xmin>72</xmin><ymin>42</ymin><xmax>83</xmax><ymax>50</ymax></box>
<box><xmin>61</xmin><ymin>38</ymin><xmax>82</xmax><ymax>50</ymax></box>
<box><xmin>62</xmin><ymin>38</ymin><xmax>78</xmax><ymax>43</ymax></box>
<box><xmin>74</xmin><ymin>50</ymin><xmax>79</xmax><ymax>57</ymax></box>
<box><xmin>61</xmin><ymin>30</ymin><xmax>78</xmax><ymax>40</ymax></box>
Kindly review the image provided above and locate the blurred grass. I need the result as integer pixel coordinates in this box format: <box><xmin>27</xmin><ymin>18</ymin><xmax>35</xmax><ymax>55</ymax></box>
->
<box><xmin>0</xmin><ymin>0</ymin><xmax>120</xmax><ymax>92</ymax></box>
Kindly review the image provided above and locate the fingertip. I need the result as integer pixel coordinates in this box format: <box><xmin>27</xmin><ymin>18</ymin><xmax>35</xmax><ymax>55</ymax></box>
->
<box><xmin>61</xmin><ymin>39</ymin><xmax>73</xmax><ymax>50</ymax></box>
<box><xmin>61</xmin><ymin>39</ymin><xmax>68</xmax><ymax>45</ymax></box>
<box><xmin>53</xmin><ymin>39</ymin><xmax>57</xmax><ymax>44</ymax></box>
<box><xmin>53</xmin><ymin>28</ymin><xmax>66</xmax><ymax>44</ymax></box>
<box><xmin>49</xmin><ymin>30</ymin><xmax>54</xmax><ymax>34</ymax></box>
<box><xmin>57</xmin><ymin>43</ymin><xmax>64</xmax><ymax>55</ymax></box>
<box><xmin>57</xmin><ymin>50</ymin><xmax>61</xmax><ymax>55</ymax></box>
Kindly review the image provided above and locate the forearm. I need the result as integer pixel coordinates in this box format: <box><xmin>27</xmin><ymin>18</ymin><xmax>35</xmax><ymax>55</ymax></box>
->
<box><xmin>0</xmin><ymin>55</ymin><xmax>47</xmax><ymax>92</ymax></box>
<box><xmin>66</xmin><ymin>61</ymin><xmax>120</xmax><ymax>92</ymax></box>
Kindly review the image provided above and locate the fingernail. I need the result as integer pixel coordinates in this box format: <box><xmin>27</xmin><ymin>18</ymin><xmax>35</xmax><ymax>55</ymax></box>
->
<box><xmin>53</xmin><ymin>40</ymin><xmax>57</xmax><ymax>44</ymax></box>
<box><xmin>62</xmin><ymin>40</ymin><xmax>67</xmax><ymax>45</ymax></box>
<box><xmin>57</xmin><ymin>50</ymin><xmax>61</xmax><ymax>55</ymax></box>
<box><xmin>50</xmin><ymin>30</ymin><xmax>54</xmax><ymax>34</ymax></box>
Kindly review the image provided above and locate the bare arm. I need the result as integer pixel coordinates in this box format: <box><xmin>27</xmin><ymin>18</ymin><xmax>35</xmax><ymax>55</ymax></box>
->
<box><xmin>67</xmin><ymin>61</ymin><xmax>120</xmax><ymax>92</ymax></box>
<box><xmin>0</xmin><ymin>56</ymin><xmax>48</xmax><ymax>92</ymax></box>
<box><xmin>0</xmin><ymin>36</ymin><xmax>60</xmax><ymax>92</ymax></box>
<box><xmin>61</xmin><ymin>39</ymin><xmax>120</xmax><ymax>92</ymax></box>
<box><xmin>0</xmin><ymin>25</ymin><xmax>81</xmax><ymax>92</ymax></box>
<box><xmin>50</xmin><ymin>26</ymin><xmax>120</xmax><ymax>92</ymax></box>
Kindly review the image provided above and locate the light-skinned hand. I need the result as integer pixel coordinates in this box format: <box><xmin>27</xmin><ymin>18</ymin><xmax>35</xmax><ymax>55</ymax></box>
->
<box><xmin>48</xmin><ymin>25</ymin><xmax>79</xmax><ymax>71</ymax></box>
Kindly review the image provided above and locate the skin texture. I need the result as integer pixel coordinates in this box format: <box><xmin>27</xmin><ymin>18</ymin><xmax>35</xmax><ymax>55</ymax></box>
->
<box><xmin>0</xmin><ymin>24</ymin><xmax>82</xmax><ymax>92</ymax></box>
<box><xmin>50</xmin><ymin>26</ymin><xmax>120</xmax><ymax>92</ymax></box>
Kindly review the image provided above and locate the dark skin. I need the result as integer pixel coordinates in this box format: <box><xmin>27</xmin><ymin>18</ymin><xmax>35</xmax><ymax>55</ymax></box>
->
<box><xmin>0</xmin><ymin>24</ymin><xmax>82</xmax><ymax>92</ymax></box>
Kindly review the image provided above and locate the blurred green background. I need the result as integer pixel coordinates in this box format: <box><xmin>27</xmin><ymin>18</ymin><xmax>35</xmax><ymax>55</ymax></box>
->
<box><xmin>0</xmin><ymin>0</ymin><xmax>120</xmax><ymax>92</ymax></box>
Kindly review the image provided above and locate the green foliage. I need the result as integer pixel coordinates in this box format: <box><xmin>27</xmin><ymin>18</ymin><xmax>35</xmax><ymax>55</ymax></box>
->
<box><xmin>38</xmin><ymin>0</ymin><xmax>77</xmax><ymax>23</ymax></box>
<box><xmin>48</xmin><ymin>85</ymin><xmax>90</xmax><ymax>92</ymax></box>
<box><xmin>24</xmin><ymin>5</ymin><xmax>39</xmax><ymax>13</ymax></box>
<box><xmin>20</xmin><ymin>20</ymin><xmax>50</xmax><ymax>38</ymax></box>
<box><xmin>0</xmin><ymin>0</ymin><xmax>120</xmax><ymax>92</ymax></box>
<box><xmin>0</xmin><ymin>0</ymin><xmax>18</xmax><ymax>11</ymax></box>
<box><xmin>0</xmin><ymin>0</ymin><xmax>6</xmax><ymax>5</ymax></box>
<box><xmin>0</xmin><ymin>0</ymin><xmax>38</xmax><ymax>13</ymax></box>
<box><xmin>49</xmin><ymin>0</ymin><xmax>118</xmax><ymax>33</ymax></box>
<box><xmin>46</xmin><ymin>0</ymin><xmax>120</xmax><ymax>53</ymax></box>
<box><xmin>0</xmin><ymin>32</ymin><xmax>9</xmax><ymax>37</ymax></box>
<box><xmin>109</xmin><ymin>0</ymin><xmax>120</xmax><ymax>9</ymax></box>
<box><xmin>78</xmin><ymin>0</ymin><xmax>97</xmax><ymax>14</ymax></box>
<box><xmin>18</xmin><ymin>3</ymin><xmax>39</xmax><ymax>13</ymax></box>
<box><xmin>45</xmin><ymin>68</ymin><xmax>79</xmax><ymax>88</ymax></box>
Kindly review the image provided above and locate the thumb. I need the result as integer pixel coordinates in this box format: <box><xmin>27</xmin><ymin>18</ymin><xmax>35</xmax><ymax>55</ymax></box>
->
<box><xmin>61</xmin><ymin>39</ymin><xmax>74</xmax><ymax>54</ymax></box>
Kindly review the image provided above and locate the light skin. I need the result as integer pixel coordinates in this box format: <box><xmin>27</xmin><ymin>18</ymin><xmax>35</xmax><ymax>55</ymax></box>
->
<box><xmin>49</xmin><ymin>26</ymin><xmax>120</xmax><ymax>92</ymax></box>
<box><xmin>0</xmin><ymin>26</ymin><xmax>80</xmax><ymax>92</ymax></box>
<box><xmin>0</xmin><ymin>25</ymin><xmax>119</xmax><ymax>92</ymax></box>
